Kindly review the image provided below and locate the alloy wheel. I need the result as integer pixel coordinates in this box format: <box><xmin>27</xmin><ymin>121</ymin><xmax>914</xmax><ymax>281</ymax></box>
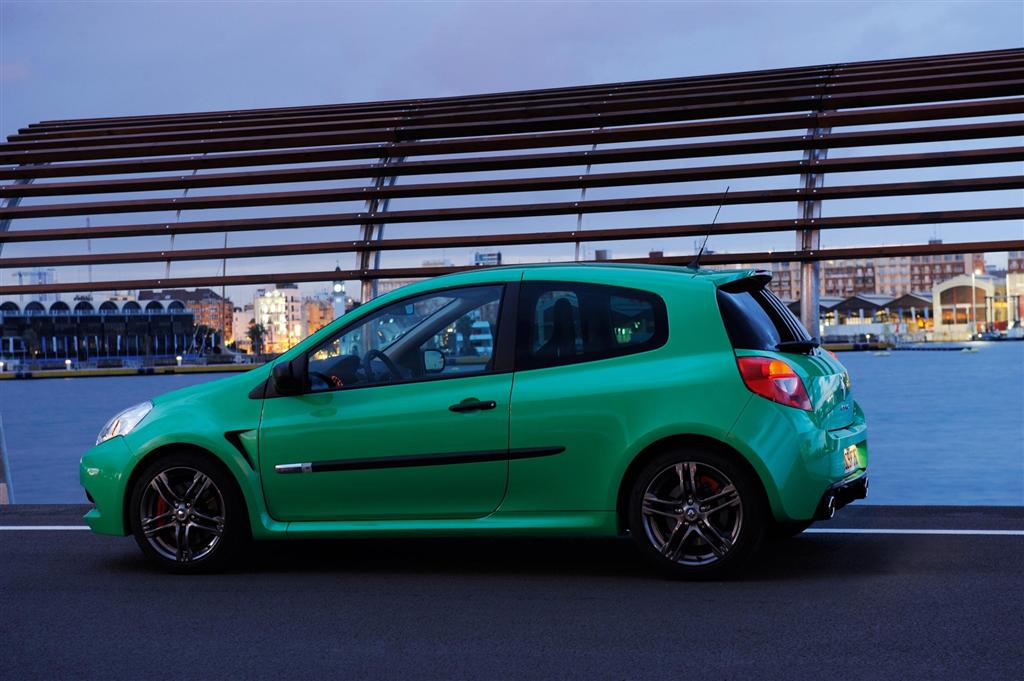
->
<box><xmin>640</xmin><ymin>461</ymin><xmax>743</xmax><ymax>566</ymax></box>
<box><xmin>139</xmin><ymin>466</ymin><xmax>225</xmax><ymax>563</ymax></box>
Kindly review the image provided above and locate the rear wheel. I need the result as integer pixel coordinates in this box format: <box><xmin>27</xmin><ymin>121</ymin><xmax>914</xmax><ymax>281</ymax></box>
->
<box><xmin>129</xmin><ymin>451</ymin><xmax>248</xmax><ymax>573</ymax></box>
<box><xmin>628</xmin><ymin>448</ymin><xmax>766</xmax><ymax>579</ymax></box>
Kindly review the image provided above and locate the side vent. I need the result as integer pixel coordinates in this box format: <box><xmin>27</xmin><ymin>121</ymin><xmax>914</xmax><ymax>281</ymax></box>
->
<box><xmin>224</xmin><ymin>430</ymin><xmax>256</xmax><ymax>470</ymax></box>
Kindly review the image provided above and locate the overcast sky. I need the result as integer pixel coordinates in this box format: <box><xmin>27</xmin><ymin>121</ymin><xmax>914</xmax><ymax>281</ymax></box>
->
<box><xmin>1</xmin><ymin>0</ymin><xmax>1022</xmax><ymax>302</ymax></box>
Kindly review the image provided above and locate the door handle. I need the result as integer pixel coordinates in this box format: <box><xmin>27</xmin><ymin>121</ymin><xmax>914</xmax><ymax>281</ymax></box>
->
<box><xmin>449</xmin><ymin>398</ymin><xmax>497</xmax><ymax>413</ymax></box>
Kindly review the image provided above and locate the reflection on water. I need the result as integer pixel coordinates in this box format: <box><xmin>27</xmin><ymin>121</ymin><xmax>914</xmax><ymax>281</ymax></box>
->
<box><xmin>1</xmin><ymin>343</ymin><xmax>1022</xmax><ymax>505</ymax></box>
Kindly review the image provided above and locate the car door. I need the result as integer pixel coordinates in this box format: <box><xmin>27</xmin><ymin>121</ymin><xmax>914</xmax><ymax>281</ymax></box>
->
<box><xmin>505</xmin><ymin>274</ymin><xmax>671</xmax><ymax>513</ymax></box>
<box><xmin>258</xmin><ymin>284</ymin><xmax>514</xmax><ymax>522</ymax></box>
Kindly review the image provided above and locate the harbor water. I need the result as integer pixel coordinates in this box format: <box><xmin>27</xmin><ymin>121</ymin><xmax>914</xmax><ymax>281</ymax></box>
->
<box><xmin>1</xmin><ymin>342</ymin><xmax>1022</xmax><ymax>506</ymax></box>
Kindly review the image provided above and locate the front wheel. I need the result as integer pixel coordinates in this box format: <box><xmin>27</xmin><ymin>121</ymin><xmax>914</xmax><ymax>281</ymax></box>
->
<box><xmin>129</xmin><ymin>452</ymin><xmax>248</xmax><ymax>573</ymax></box>
<box><xmin>628</xmin><ymin>448</ymin><xmax>766</xmax><ymax>579</ymax></box>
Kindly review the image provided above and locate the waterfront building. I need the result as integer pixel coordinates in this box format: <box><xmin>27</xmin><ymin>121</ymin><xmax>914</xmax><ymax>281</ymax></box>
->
<box><xmin>139</xmin><ymin>288</ymin><xmax>233</xmax><ymax>343</ymax></box>
<box><xmin>932</xmin><ymin>272</ymin><xmax>1024</xmax><ymax>340</ymax></box>
<box><xmin>0</xmin><ymin>297</ymin><xmax>194</xmax><ymax>365</ymax></box>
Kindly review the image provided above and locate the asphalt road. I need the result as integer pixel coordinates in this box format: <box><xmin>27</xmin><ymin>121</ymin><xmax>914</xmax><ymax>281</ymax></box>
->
<box><xmin>1</xmin><ymin>505</ymin><xmax>1022</xmax><ymax>681</ymax></box>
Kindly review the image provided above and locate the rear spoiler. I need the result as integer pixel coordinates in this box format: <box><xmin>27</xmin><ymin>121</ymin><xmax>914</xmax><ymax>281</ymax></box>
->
<box><xmin>717</xmin><ymin>270</ymin><xmax>773</xmax><ymax>293</ymax></box>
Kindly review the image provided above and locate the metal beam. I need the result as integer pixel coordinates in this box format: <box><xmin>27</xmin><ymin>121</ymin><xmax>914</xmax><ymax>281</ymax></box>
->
<box><xmin>5</xmin><ymin>98</ymin><xmax>1021</xmax><ymax>181</ymax></box>
<box><xmin>2</xmin><ymin>175</ymin><xmax>1020</xmax><ymax>242</ymax></box>
<box><xmin>3</xmin><ymin>78</ymin><xmax>1021</xmax><ymax>163</ymax></box>
<box><xmin>5</xmin><ymin>207</ymin><xmax>1021</xmax><ymax>270</ymax></box>
<box><xmin>3</xmin><ymin>239</ymin><xmax>1021</xmax><ymax>296</ymax></box>
<box><xmin>14</xmin><ymin>56</ymin><xmax>1023</xmax><ymax>142</ymax></box>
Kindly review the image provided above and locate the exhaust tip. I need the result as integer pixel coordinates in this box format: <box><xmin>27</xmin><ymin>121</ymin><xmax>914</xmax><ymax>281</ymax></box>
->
<box><xmin>824</xmin><ymin>495</ymin><xmax>836</xmax><ymax>519</ymax></box>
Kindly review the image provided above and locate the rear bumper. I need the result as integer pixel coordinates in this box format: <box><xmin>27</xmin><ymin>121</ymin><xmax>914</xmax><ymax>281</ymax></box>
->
<box><xmin>815</xmin><ymin>474</ymin><xmax>869</xmax><ymax>520</ymax></box>
<box><xmin>727</xmin><ymin>397</ymin><xmax>869</xmax><ymax>522</ymax></box>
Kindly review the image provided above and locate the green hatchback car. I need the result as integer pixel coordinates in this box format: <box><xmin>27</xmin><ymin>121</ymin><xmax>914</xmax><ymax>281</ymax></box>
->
<box><xmin>81</xmin><ymin>264</ymin><xmax>867</xmax><ymax>577</ymax></box>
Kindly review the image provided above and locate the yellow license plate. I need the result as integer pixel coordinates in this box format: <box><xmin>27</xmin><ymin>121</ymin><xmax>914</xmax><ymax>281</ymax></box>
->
<box><xmin>843</xmin><ymin>444</ymin><xmax>860</xmax><ymax>473</ymax></box>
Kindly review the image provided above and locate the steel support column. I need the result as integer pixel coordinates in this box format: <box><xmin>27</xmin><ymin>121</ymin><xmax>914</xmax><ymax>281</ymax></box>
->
<box><xmin>0</xmin><ymin>174</ymin><xmax>35</xmax><ymax>258</ymax></box>
<box><xmin>574</xmin><ymin>130</ymin><xmax>601</xmax><ymax>261</ymax></box>
<box><xmin>358</xmin><ymin>150</ymin><xmax>404</xmax><ymax>302</ymax></box>
<box><xmin>797</xmin><ymin>110</ymin><xmax>832</xmax><ymax>337</ymax></box>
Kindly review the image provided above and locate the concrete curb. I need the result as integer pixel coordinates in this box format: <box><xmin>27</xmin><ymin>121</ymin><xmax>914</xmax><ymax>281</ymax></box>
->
<box><xmin>0</xmin><ymin>363</ymin><xmax>263</xmax><ymax>380</ymax></box>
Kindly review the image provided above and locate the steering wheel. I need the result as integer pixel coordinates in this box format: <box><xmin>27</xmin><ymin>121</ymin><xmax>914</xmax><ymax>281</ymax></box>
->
<box><xmin>362</xmin><ymin>348</ymin><xmax>403</xmax><ymax>383</ymax></box>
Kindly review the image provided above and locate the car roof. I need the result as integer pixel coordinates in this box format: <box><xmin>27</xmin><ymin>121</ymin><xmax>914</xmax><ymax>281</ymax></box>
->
<box><xmin>437</xmin><ymin>262</ymin><xmax>765</xmax><ymax>285</ymax></box>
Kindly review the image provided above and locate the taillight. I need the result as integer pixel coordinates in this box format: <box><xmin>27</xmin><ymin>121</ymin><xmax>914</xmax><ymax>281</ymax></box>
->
<box><xmin>736</xmin><ymin>356</ymin><xmax>812</xmax><ymax>410</ymax></box>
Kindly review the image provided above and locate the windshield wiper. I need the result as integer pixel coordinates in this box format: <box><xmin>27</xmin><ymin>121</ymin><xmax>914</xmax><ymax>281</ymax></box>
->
<box><xmin>776</xmin><ymin>339</ymin><xmax>820</xmax><ymax>353</ymax></box>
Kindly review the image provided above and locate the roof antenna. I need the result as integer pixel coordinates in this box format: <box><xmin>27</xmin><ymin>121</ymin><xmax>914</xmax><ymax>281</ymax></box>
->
<box><xmin>687</xmin><ymin>186</ymin><xmax>730</xmax><ymax>270</ymax></box>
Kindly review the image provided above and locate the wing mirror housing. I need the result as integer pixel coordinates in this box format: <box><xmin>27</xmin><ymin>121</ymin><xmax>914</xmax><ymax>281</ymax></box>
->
<box><xmin>423</xmin><ymin>349</ymin><xmax>446</xmax><ymax>374</ymax></box>
<box><xmin>271</xmin><ymin>354</ymin><xmax>309</xmax><ymax>395</ymax></box>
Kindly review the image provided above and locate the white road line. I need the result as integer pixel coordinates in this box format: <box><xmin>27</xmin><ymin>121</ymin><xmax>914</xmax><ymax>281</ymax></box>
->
<box><xmin>806</xmin><ymin>528</ymin><xmax>1024</xmax><ymax>536</ymax></box>
<box><xmin>0</xmin><ymin>525</ymin><xmax>91</xmax><ymax>531</ymax></box>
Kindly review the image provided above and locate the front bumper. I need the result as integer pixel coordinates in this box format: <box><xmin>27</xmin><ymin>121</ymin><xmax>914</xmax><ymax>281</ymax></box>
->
<box><xmin>80</xmin><ymin>436</ymin><xmax>134</xmax><ymax>536</ymax></box>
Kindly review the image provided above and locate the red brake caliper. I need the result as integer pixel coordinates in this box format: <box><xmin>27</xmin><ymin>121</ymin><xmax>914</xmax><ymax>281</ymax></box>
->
<box><xmin>155</xmin><ymin>497</ymin><xmax>167</xmax><ymax>527</ymax></box>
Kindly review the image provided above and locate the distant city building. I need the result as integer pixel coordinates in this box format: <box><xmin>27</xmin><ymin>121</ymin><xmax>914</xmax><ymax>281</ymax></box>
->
<box><xmin>229</xmin><ymin>304</ymin><xmax>255</xmax><ymax>353</ymax></box>
<box><xmin>139</xmin><ymin>288</ymin><xmax>233</xmax><ymax>342</ymax></box>
<box><xmin>1009</xmin><ymin>251</ymin><xmax>1024</xmax><ymax>274</ymax></box>
<box><xmin>331</xmin><ymin>267</ymin><xmax>346</xmax><ymax>319</ymax></box>
<box><xmin>729</xmin><ymin>242</ymin><xmax>986</xmax><ymax>299</ymax></box>
<box><xmin>304</xmin><ymin>296</ymin><xmax>335</xmax><ymax>336</ymax></box>
<box><xmin>473</xmin><ymin>251</ymin><xmax>503</xmax><ymax>266</ymax></box>
<box><xmin>12</xmin><ymin>269</ymin><xmax>58</xmax><ymax>303</ymax></box>
<box><xmin>255</xmin><ymin>284</ymin><xmax>304</xmax><ymax>354</ymax></box>
<box><xmin>374</xmin><ymin>279</ymin><xmax>421</xmax><ymax>297</ymax></box>
<box><xmin>593</xmin><ymin>249</ymin><xmax>612</xmax><ymax>261</ymax></box>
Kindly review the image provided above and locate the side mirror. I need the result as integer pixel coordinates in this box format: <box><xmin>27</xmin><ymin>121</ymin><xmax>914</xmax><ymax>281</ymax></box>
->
<box><xmin>271</xmin><ymin>354</ymin><xmax>309</xmax><ymax>395</ymax></box>
<box><xmin>423</xmin><ymin>349</ymin><xmax>446</xmax><ymax>374</ymax></box>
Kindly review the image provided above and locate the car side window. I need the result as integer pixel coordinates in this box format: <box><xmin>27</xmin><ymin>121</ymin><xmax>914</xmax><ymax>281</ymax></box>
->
<box><xmin>516</xmin><ymin>282</ymin><xmax>668</xmax><ymax>370</ymax></box>
<box><xmin>307</xmin><ymin>285</ymin><xmax>504</xmax><ymax>392</ymax></box>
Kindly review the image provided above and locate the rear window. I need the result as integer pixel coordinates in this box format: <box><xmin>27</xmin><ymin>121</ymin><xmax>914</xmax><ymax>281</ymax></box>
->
<box><xmin>717</xmin><ymin>287</ymin><xmax>811</xmax><ymax>351</ymax></box>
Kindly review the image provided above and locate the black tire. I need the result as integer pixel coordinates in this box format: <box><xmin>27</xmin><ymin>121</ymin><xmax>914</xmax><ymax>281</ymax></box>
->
<box><xmin>769</xmin><ymin>519</ymin><xmax>814</xmax><ymax>541</ymax></box>
<box><xmin>129</xmin><ymin>451</ymin><xmax>249</xmax><ymax>574</ymax></box>
<box><xmin>627</xmin><ymin>447</ymin><xmax>766</xmax><ymax>579</ymax></box>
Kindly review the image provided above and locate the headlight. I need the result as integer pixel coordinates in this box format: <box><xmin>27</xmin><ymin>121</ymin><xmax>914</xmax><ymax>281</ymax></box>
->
<box><xmin>96</xmin><ymin>401</ymin><xmax>152</xmax><ymax>445</ymax></box>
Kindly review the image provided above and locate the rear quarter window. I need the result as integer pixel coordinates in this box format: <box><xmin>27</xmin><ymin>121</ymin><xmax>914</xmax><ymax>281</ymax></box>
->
<box><xmin>717</xmin><ymin>287</ymin><xmax>811</xmax><ymax>351</ymax></box>
<box><xmin>517</xmin><ymin>282</ymin><xmax>668</xmax><ymax>370</ymax></box>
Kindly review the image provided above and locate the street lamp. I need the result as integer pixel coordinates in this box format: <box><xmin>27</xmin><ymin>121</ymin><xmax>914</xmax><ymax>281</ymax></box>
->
<box><xmin>176</xmin><ymin>355</ymin><xmax>183</xmax><ymax>367</ymax></box>
<box><xmin>64</xmin><ymin>358</ymin><xmax>72</xmax><ymax>371</ymax></box>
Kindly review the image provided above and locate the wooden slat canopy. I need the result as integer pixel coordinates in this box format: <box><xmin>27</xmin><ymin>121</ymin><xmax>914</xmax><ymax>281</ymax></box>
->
<box><xmin>1</xmin><ymin>46</ymin><xmax>1021</xmax><ymax>297</ymax></box>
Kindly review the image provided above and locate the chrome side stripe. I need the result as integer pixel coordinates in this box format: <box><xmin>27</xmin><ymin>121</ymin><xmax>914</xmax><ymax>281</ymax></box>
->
<box><xmin>275</xmin><ymin>462</ymin><xmax>313</xmax><ymax>474</ymax></box>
